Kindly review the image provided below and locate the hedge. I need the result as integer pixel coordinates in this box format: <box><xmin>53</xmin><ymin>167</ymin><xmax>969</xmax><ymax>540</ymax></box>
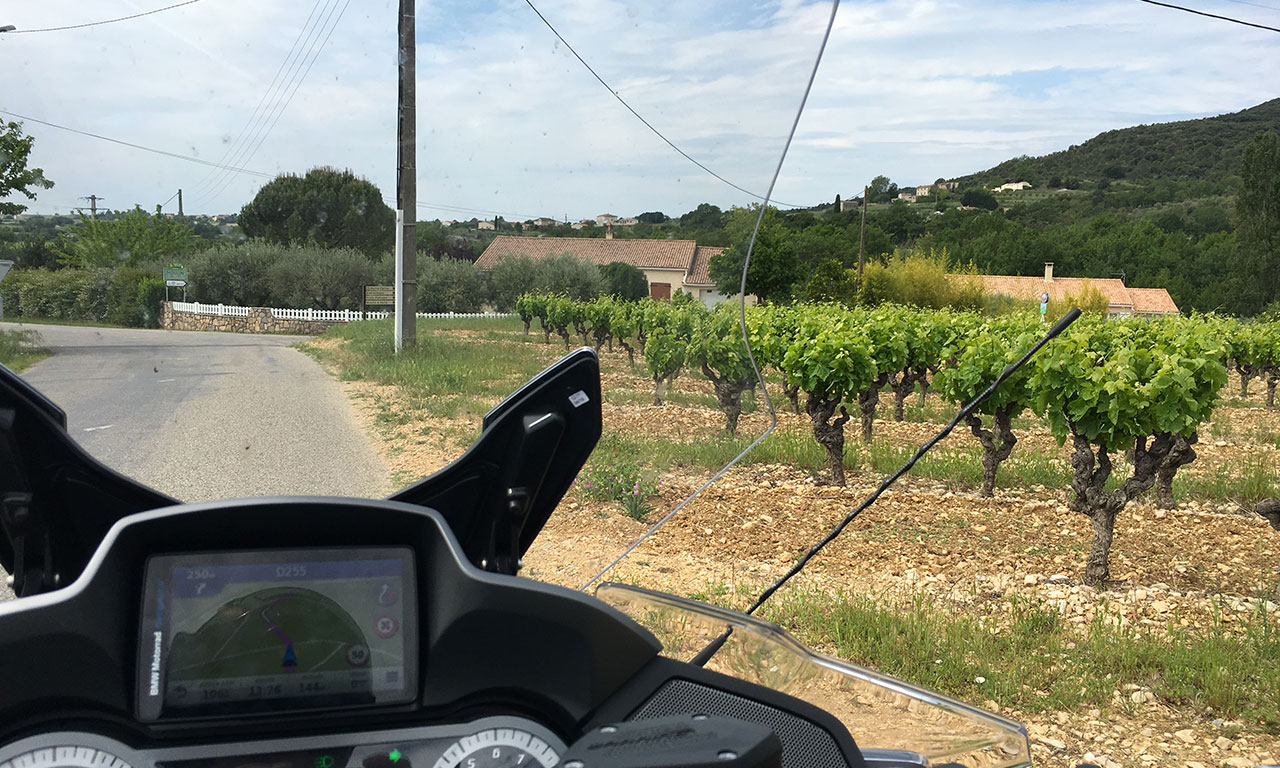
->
<box><xmin>0</xmin><ymin>267</ymin><xmax>163</xmax><ymax>328</ymax></box>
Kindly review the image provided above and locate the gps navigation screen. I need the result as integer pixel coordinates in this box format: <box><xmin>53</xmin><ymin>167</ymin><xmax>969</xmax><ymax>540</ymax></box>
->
<box><xmin>138</xmin><ymin>547</ymin><xmax>417</xmax><ymax>720</ymax></box>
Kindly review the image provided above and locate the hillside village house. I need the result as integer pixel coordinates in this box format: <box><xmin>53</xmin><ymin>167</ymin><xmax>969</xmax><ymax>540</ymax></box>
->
<box><xmin>966</xmin><ymin>263</ymin><xmax>1179</xmax><ymax>318</ymax></box>
<box><xmin>994</xmin><ymin>181</ymin><xmax>1032</xmax><ymax>192</ymax></box>
<box><xmin>477</xmin><ymin>220</ymin><xmax>495</xmax><ymax>230</ymax></box>
<box><xmin>529</xmin><ymin>217</ymin><xmax>559</xmax><ymax>228</ymax></box>
<box><xmin>595</xmin><ymin>213</ymin><xmax>619</xmax><ymax>226</ymax></box>
<box><xmin>474</xmin><ymin>235</ymin><xmax>743</xmax><ymax>308</ymax></box>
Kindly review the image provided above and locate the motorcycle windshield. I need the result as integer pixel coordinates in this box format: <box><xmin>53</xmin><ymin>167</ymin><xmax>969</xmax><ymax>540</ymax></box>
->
<box><xmin>596</xmin><ymin>583</ymin><xmax>1031</xmax><ymax>768</ymax></box>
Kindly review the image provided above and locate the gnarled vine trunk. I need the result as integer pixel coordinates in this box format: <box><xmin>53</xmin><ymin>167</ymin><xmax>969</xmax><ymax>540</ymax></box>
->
<box><xmin>890</xmin><ymin>367</ymin><xmax>927</xmax><ymax>421</ymax></box>
<box><xmin>781</xmin><ymin>372</ymin><xmax>801</xmax><ymax>415</ymax></box>
<box><xmin>857</xmin><ymin>373</ymin><xmax>889</xmax><ymax>443</ymax></box>
<box><xmin>520</xmin><ymin>316</ymin><xmax>531</xmax><ymax>335</ymax></box>
<box><xmin>1069</xmin><ymin>431</ymin><xmax>1175</xmax><ymax>585</ymax></box>
<box><xmin>1155</xmin><ymin>432</ymin><xmax>1198</xmax><ymax>509</ymax></box>
<box><xmin>1257</xmin><ymin>498</ymin><xmax>1280</xmax><ymax>530</ymax></box>
<box><xmin>806</xmin><ymin>395</ymin><xmax>850</xmax><ymax>486</ymax></box>
<box><xmin>539</xmin><ymin>318</ymin><xmax>551</xmax><ymax>344</ymax></box>
<box><xmin>1237</xmin><ymin>363</ymin><xmax>1257</xmax><ymax>397</ymax></box>
<box><xmin>702</xmin><ymin>364</ymin><xmax>753</xmax><ymax>435</ymax></box>
<box><xmin>1266</xmin><ymin>372</ymin><xmax>1277</xmax><ymax>409</ymax></box>
<box><xmin>966</xmin><ymin>407</ymin><xmax>1017</xmax><ymax>497</ymax></box>
<box><xmin>619</xmin><ymin>340</ymin><xmax>635</xmax><ymax>367</ymax></box>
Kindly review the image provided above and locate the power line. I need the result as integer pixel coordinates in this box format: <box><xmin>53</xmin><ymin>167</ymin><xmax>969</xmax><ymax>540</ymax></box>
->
<box><xmin>520</xmin><ymin>0</ymin><xmax>807</xmax><ymax>209</ymax></box>
<box><xmin>0</xmin><ymin>109</ymin><xmax>275</xmax><ymax>178</ymax></box>
<box><xmin>3</xmin><ymin>109</ymin><xmax>552</xmax><ymax>219</ymax></box>
<box><xmin>4</xmin><ymin>0</ymin><xmax>205</xmax><ymax>34</ymax></box>
<box><xmin>202</xmin><ymin>0</ymin><xmax>352</xmax><ymax>204</ymax></box>
<box><xmin>188</xmin><ymin>0</ymin><xmax>332</xmax><ymax>200</ymax></box>
<box><xmin>1136</xmin><ymin>0</ymin><xmax>1280</xmax><ymax>31</ymax></box>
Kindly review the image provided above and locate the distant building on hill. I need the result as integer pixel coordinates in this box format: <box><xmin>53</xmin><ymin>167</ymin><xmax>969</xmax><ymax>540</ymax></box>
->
<box><xmin>994</xmin><ymin>181</ymin><xmax>1032</xmax><ymax>192</ymax></box>
<box><xmin>964</xmin><ymin>262</ymin><xmax>1179</xmax><ymax>318</ymax></box>
<box><xmin>474</xmin><ymin>235</ymin><xmax>744</xmax><ymax>308</ymax></box>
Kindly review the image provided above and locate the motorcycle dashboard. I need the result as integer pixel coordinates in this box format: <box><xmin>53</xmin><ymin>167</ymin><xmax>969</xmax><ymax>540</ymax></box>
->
<box><xmin>136</xmin><ymin>548</ymin><xmax>418</xmax><ymax>721</ymax></box>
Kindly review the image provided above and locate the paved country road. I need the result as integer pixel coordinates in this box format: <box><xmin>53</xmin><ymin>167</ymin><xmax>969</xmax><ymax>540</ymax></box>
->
<box><xmin>1</xmin><ymin>323</ymin><xmax>392</xmax><ymax>600</ymax></box>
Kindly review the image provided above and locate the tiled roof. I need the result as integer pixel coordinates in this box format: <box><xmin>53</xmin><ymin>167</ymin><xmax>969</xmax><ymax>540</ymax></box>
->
<box><xmin>1127</xmin><ymin>287</ymin><xmax>1180</xmax><ymax>314</ymax></box>
<box><xmin>685</xmin><ymin>246</ymin><xmax>725</xmax><ymax>286</ymax></box>
<box><xmin>967</xmin><ymin>275</ymin><xmax>1132</xmax><ymax>307</ymax></box>
<box><xmin>474</xmin><ymin>236</ymin><xmax>696</xmax><ymax>272</ymax></box>
<box><xmin>963</xmin><ymin>275</ymin><xmax>1179</xmax><ymax>315</ymax></box>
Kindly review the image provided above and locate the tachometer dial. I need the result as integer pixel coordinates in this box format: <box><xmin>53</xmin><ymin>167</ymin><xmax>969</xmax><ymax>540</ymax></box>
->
<box><xmin>431</xmin><ymin>728</ymin><xmax>558</xmax><ymax>768</ymax></box>
<box><xmin>1</xmin><ymin>746</ymin><xmax>132</xmax><ymax>768</ymax></box>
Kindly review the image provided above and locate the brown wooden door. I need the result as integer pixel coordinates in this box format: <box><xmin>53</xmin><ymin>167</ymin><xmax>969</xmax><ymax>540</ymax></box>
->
<box><xmin>650</xmin><ymin>282</ymin><xmax>671</xmax><ymax>301</ymax></box>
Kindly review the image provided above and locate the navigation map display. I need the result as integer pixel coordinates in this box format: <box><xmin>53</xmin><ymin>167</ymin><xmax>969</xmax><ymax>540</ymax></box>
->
<box><xmin>138</xmin><ymin>547</ymin><xmax>416</xmax><ymax>720</ymax></box>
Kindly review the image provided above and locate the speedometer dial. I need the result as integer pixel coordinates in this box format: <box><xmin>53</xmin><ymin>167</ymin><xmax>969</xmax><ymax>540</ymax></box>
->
<box><xmin>431</xmin><ymin>728</ymin><xmax>558</xmax><ymax>768</ymax></box>
<box><xmin>0</xmin><ymin>747</ymin><xmax>132</xmax><ymax>768</ymax></box>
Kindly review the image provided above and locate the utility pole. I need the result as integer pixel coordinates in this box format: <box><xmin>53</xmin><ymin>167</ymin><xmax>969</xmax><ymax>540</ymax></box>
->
<box><xmin>81</xmin><ymin>195</ymin><xmax>105</xmax><ymax>219</ymax></box>
<box><xmin>857</xmin><ymin>185</ymin><xmax>867</xmax><ymax>284</ymax></box>
<box><xmin>177</xmin><ymin>189</ymin><xmax>184</xmax><ymax>219</ymax></box>
<box><xmin>394</xmin><ymin>0</ymin><xmax>417</xmax><ymax>352</ymax></box>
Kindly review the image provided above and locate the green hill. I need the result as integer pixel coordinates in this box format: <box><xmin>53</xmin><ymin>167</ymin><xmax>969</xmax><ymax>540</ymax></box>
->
<box><xmin>956</xmin><ymin>98</ymin><xmax>1280</xmax><ymax>188</ymax></box>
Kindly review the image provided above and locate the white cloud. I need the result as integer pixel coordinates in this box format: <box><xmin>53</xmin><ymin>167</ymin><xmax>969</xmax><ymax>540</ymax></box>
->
<box><xmin>1</xmin><ymin>0</ymin><xmax>1277</xmax><ymax>219</ymax></box>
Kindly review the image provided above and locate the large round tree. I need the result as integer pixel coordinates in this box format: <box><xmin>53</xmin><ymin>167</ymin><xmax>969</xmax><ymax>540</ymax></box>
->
<box><xmin>239</xmin><ymin>167</ymin><xmax>394</xmax><ymax>256</ymax></box>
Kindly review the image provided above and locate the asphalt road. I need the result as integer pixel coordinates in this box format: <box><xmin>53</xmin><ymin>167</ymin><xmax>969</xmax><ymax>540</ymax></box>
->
<box><xmin>2</xmin><ymin>323</ymin><xmax>392</xmax><ymax>600</ymax></box>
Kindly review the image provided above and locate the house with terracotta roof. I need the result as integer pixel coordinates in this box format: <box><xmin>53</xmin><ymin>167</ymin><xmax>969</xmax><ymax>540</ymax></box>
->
<box><xmin>474</xmin><ymin>235</ymin><xmax>740</xmax><ymax>307</ymax></box>
<box><xmin>965</xmin><ymin>263</ymin><xmax>1179</xmax><ymax>318</ymax></box>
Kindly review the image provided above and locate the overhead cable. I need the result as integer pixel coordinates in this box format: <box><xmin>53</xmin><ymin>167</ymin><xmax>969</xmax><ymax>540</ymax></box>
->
<box><xmin>0</xmin><ymin>109</ymin><xmax>274</xmax><ymax>178</ymax></box>
<box><xmin>201</xmin><ymin>0</ymin><xmax>352</xmax><ymax>203</ymax></box>
<box><xmin>1136</xmin><ymin>0</ymin><xmax>1280</xmax><ymax>31</ymax></box>
<box><xmin>521</xmin><ymin>0</ymin><xmax>808</xmax><ymax>209</ymax></box>
<box><xmin>188</xmin><ymin>0</ymin><xmax>332</xmax><ymax>201</ymax></box>
<box><xmin>4</xmin><ymin>0</ymin><xmax>204</xmax><ymax>33</ymax></box>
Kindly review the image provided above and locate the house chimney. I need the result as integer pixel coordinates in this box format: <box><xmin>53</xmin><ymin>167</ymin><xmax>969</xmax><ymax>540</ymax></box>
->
<box><xmin>606</xmin><ymin>222</ymin><xmax>613</xmax><ymax>240</ymax></box>
<box><xmin>1044</xmin><ymin>262</ymin><xmax>1054</xmax><ymax>283</ymax></box>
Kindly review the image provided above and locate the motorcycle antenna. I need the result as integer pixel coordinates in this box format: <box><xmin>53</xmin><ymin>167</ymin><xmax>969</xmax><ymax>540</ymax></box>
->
<box><xmin>690</xmin><ymin>306</ymin><xmax>1083</xmax><ymax>667</ymax></box>
<box><xmin>579</xmin><ymin>0</ymin><xmax>841</xmax><ymax>592</ymax></box>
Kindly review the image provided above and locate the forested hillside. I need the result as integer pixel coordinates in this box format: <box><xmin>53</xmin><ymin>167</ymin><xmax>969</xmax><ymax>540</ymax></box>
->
<box><xmin>957</xmin><ymin>98</ymin><xmax>1280</xmax><ymax>188</ymax></box>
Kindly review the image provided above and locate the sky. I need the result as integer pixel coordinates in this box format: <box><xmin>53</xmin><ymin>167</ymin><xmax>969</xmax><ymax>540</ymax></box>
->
<box><xmin>2</xmin><ymin>0</ymin><xmax>1279</xmax><ymax>221</ymax></box>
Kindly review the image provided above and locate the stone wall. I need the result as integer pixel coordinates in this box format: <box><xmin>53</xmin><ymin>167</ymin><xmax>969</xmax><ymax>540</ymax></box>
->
<box><xmin>160</xmin><ymin>302</ymin><xmax>339</xmax><ymax>335</ymax></box>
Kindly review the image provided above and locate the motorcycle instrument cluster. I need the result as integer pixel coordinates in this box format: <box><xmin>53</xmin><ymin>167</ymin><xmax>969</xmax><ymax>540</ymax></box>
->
<box><xmin>136</xmin><ymin>547</ymin><xmax>418</xmax><ymax>721</ymax></box>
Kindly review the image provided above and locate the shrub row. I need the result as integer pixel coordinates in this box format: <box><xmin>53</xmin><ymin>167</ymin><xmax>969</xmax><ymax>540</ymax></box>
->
<box><xmin>0</xmin><ymin>267</ymin><xmax>165</xmax><ymax>327</ymax></box>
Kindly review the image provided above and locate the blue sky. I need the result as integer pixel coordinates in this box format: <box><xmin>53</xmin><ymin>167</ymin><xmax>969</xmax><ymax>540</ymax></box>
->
<box><xmin>2</xmin><ymin>0</ymin><xmax>1278</xmax><ymax>219</ymax></box>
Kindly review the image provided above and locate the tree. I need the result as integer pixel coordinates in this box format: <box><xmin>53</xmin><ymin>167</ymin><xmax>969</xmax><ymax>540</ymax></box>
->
<box><xmin>415</xmin><ymin>258</ymin><xmax>489</xmax><ymax>313</ymax></box>
<box><xmin>833</xmin><ymin>194</ymin><xmax>841</xmax><ymax>213</ymax></box>
<box><xmin>600</xmin><ymin>261</ymin><xmax>649</xmax><ymax>301</ymax></box>
<box><xmin>239</xmin><ymin>167</ymin><xmax>395</xmax><ymax>256</ymax></box>
<box><xmin>678</xmin><ymin>203</ymin><xmax>724</xmax><ymax>230</ymax></box>
<box><xmin>265</xmin><ymin>245</ymin><xmax>376</xmax><ymax>310</ymax></box>
<box><xmin>707</xmin><ymin>206</ymin><xmax>801</xmax><ymax>303</ymax></box>
<box><xmin>55</xmin><ymin>207</ymin><xmax>195</xmax><ymax>268</ymax></box>
<box><xmin>0</xmin><ymin>121</ymin><xmax>54</xmax><ymax>215</ymax></box>
<box><xmin>1236</xmin><ymin>131</ymin><xmax>1280</xmax><ymax>312</ymax></box>
<box><xmin>867</xmin><ymin>175</ymin><xmax>896</xmax><ymax>204</ymax></box>
<box><xmin>637</xmin><ymin>211</ymin><xmax>668</xmax><ymax>224</ymax></box>
<box><xmin>961</xmin><ymin>188</ymin><xmax>999</xmax><ymax>210</ymax></box>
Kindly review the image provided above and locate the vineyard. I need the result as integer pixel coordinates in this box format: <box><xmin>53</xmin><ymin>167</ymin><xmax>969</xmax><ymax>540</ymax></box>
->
<box><xmin>515</xmin><ymin>293</ymin><xmax>1276</xmax><ymax>587</ymax></box>
<box><xmin>306</xmin><ymin>300</ymin><xmax>1280</xmax><ymax>767</ymax></box>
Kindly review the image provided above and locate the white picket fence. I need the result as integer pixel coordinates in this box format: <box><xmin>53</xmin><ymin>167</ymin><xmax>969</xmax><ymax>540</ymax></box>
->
<box><xmin>171</xmin><ymin>302</ymin><xmax>252</xmax><ymax>317</ymax></box>
<box><xmin>170</xmin><ymin>301</ymin><xmax>509</xmax><ymax>323</ymax></box>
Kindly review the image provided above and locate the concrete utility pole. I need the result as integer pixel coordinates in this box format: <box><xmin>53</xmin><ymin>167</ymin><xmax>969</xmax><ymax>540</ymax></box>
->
<box><xmin>857</xmin><ymin>185</ymin><xmax>867</xmax><ymax>284</ymax></box>
<box><xmin>394</xmin><ymin>0</ymin><xmax>417</xmax><ymax>352</ymax></box>
<box><xmin>81</xmin><ymin>195</ymin><xmax>105</xmax><ymax>219</ymax></box>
